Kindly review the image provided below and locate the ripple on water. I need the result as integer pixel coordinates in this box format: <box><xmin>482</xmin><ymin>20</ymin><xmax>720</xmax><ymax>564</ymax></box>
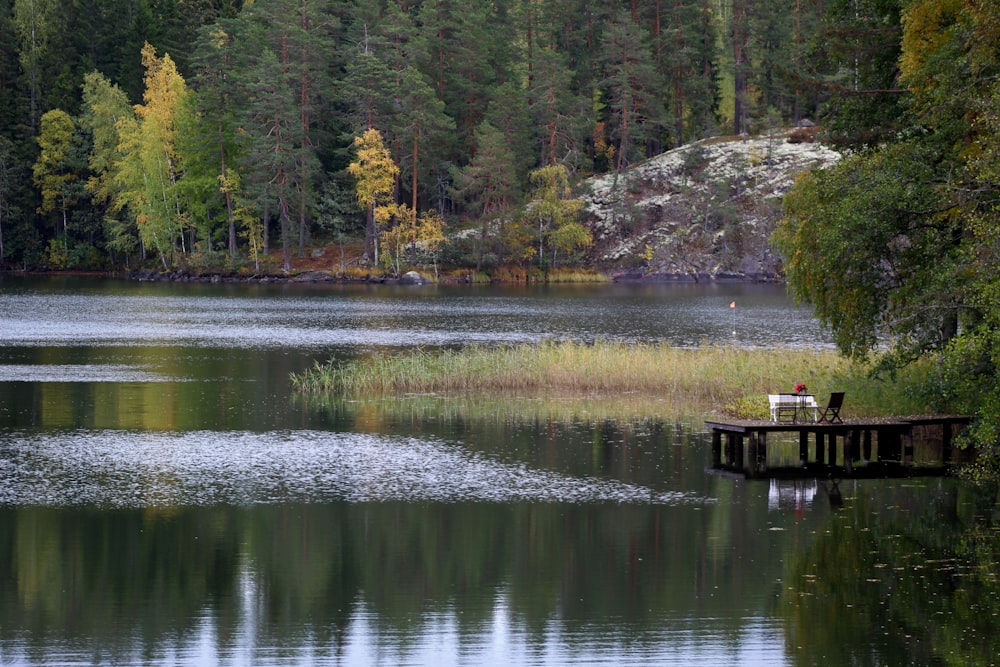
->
<box><xmin>0</xmin><ymin>364</ymin><xmax>178</xmax><ymax>382</ymax></box>
<box><xmin>0</xmin><ymin>430</ymin><xmax>708</xmax><ymax>507</ymax></box>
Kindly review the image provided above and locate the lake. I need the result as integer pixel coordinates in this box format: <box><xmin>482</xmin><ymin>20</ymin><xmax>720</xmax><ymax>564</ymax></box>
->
<box><xmin>0</xmin><ymin>276</ymin><xmax>996</xmax><ymax>666</ymax></box>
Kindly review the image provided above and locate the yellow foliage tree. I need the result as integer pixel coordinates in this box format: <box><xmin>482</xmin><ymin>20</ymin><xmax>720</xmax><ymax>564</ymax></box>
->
<box><xmin>113</xmin><ymin>43</ymin><xmax>188</xmax><ymax>268</ymax></box>
<box><xmin>347</xmin><ymin>128</ymin><xmax>399</xmax><ymax>267</ymax></box>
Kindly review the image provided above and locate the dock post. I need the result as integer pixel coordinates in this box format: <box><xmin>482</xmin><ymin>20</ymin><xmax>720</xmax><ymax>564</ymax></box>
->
<box><xmin>754</xmin><ymin>431</ymin><xmax>768</xmax><ymax>476</ymax></box>
<box><xmin>903</xmin><ymin>429</ymin><xmax>914</xmax><ymax>467</ymax></box>
<box><xmin>844</xmin><ymin>430</ymin><xmax>855</xmax><ymax>474</ymax></box>
<box><xmin>712</xmin><ymin>430</ymin><xmax>722</xmax><ymax>467</ymax></box>
<box><xmin>942</xmin><ymin>421</ymin><xmax>953</xmax><ymax>464</ymax></box>
<box><xmin>827</xmin><ymin>431</ymin><xmax>837</xmax><ymax>466</ymax></box>
<box><xmin>878</xmin><ymin>428</ymin><xmax>901</xmax><ymax>462</ymax></box>
<box><xmin>799</xmin><ymin>430</ymin><xmax>809</xmax><ymax>465</ymax></box>
<box><xmin>733</xmin><ymin>434</ymin><xmax>745</xmax><ymax>471</ymax></box>
<box><xmin>863</xmin><ymin>429</ymin><xmax>873</xmax><ymax>461</ymax></box>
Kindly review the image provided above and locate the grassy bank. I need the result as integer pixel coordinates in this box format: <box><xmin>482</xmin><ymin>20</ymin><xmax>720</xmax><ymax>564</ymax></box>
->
<box><xmin>291</xmin><ymin>341</ymin><xmax>934</xmax><ymax>418</ymax></box>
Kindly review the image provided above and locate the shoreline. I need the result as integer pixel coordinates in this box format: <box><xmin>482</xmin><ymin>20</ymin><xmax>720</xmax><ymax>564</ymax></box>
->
<box><xmin>2</xmin><ymin>267</ymin><xmax>784</xmax><ymax>285</ymax></box>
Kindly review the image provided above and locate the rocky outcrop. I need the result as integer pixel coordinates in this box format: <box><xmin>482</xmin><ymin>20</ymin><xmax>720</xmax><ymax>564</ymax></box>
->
<box><xmin>581</xmin><ymin>131</ymin><xmax>841</xmax><ymax>281</ymax></box>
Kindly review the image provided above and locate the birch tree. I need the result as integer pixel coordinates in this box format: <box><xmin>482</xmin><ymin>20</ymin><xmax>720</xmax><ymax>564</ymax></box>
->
<box><xmin>33</xmin><ymin>109</ymin><xmax>81</xmax><ymax>241</ymax></box>
<box><xmin>525</xmin><ymin>164</ymin><xmax>589</xmax><ymax>269</ymax></box>
<box><xmin>113</xmin><ymin>42</ymin><xmax>188</xmax><ymax>268</ymax></box>
<box><xmin>80</xmin><ymin>71</ymin><xmax>137</xmax><ymax>260</ymax></box>
<box><xmin>347</xmin><ymin>127</ymin><xmax>398</xmax><ymax>265</ymax></box>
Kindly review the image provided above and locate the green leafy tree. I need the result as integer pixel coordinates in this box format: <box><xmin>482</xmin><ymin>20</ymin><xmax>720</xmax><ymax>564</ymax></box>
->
<box><xmin>774</xmin><ymin>141</ymin><xmax>962</xmax><ymax>361</ymax></box>
<box><xmin>775</xmin><ymin>0</ymin><xmax>1000</xmax><ymax>477</ymax></box>
<box><xmin>33</xmin><ymin>109</ymin><xmax>84</xmax><ymax>242</ymax></box>
<box><xmin>80</xmin><ymin>71</ymin><xmax>137</xmax><ymax>262</ymax></box>
<box><xmin>524</xmin><ymin>164</ymin><xmax>589</xmax><ymax>269</ymax></box>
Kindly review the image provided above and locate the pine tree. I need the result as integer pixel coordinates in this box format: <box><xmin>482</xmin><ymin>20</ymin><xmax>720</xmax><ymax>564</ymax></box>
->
<box><xmin>13</xmin><ymin>0</ymin><xmax>61</xmax><ymax>133</ymax></box>
<box><xmin>529</xmin><ymin>47</ymin><xmax>588</xmax><ymax>168</ymax></box>
<box><xmin>189</xmin><ymin>19</ymin><xmax>255</xmax><ymax>258</ymax></box>
<box><xmin>248</xmin><ymin>0</ymin><xmax>339</xmax><ymax>259</ymax></box>
<box><xmin>240</xmin><ymin>44</ymin><xmax>300</xmax><ymax>272</ymax></box>
<box><xmin>600</xmin><ymin>10</ymin><xmax>663</xmax><ymax>170</ymax></box>
<box><xmin>451</xmin><ymin>120</ymin><xmax>520</xmax><ymax>269</ymax></box>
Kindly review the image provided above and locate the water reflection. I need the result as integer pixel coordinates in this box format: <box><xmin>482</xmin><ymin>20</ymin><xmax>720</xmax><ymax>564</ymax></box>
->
<box><xmin>781</xmin><ymin>480</ymin><xmax>1000</xmax><ymax>667</ymax></box>
<box><xmin>0</xmin><ymin>499</ymin><xmax>793</xmax><ymax>667</ymax></box>
<box><xmin>3</xmin><ymin>477</ymin><xmax>993</xmax><ymax>666</ymax></box>
<box><xmin>1</xmin><ymin>278</ymin><xmax>997</xmax><ymax>666</ymax></box>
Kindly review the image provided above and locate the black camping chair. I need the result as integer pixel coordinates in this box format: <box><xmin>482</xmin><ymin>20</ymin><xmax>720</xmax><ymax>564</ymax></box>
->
<box><xmin>817</xmin><ymin>392</ymin><xmax>845</xmax><ymax>424</ymax></box>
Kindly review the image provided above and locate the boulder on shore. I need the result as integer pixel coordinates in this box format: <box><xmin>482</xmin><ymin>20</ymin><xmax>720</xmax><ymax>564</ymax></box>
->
<box><xmin>400</xmin><ymin>271</ymin><xmax>427</xmax><ymax>285</ymax></box>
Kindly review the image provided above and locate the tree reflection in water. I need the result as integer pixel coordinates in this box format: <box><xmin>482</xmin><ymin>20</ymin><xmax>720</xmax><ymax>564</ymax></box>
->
<box><xmin>781</xmin><ymin>479</ymin><xmax>1000</xmax><ymax>666</ymax></box>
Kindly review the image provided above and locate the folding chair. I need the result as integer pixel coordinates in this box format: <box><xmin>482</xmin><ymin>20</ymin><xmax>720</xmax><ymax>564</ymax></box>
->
<box><xmin>817</xmin><ymin>392</ymin><xmax>845</xmax><ymax>424</ymax></box>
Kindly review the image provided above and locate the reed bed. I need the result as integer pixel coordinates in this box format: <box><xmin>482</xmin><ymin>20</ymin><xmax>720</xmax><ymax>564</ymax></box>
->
<box><xmin>291</xmin><ymin>341</ymin><xmax>930</xmax><ymax>417</ymax></box>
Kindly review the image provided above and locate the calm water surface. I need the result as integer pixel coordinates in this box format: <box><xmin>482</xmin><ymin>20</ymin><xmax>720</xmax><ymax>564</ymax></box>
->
<box><xmin>0</xmin><ymin>276</ymin><xmax>996</xmax><ymax>666</ymax></box>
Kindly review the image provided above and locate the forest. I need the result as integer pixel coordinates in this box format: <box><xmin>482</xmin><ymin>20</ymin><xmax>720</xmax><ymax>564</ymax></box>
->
<box><xmin>0</xmin><ymin>0</ymin><xmax>903</xmax><ymax>276</ymax></box>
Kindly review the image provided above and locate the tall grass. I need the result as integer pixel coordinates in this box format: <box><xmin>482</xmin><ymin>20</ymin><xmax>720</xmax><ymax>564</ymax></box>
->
<box><xmin>291</xmin><ymin>341</ymin><xmax>935</xmax><ymax>417</ymax></box>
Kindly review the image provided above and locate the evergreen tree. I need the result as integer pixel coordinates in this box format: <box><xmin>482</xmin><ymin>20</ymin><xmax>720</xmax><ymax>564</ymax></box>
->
<box><xmin>0</xmin><ymin>136</ymin><xmax>20</xmax><ymax>264</ymax></box>
<box><xmin>189</xmin><ymin>19</ymin><xmax>255</xmax><ymax>258</ymax></box>
<box><xmin>654</xmin><ymin>0</ymin><xmax>720</xmax><ymax>146</ymax></box>
<box><xmin>529</xmin><ymin>47</ymin><xmax>588</xmax><ymax>168</ymax></box>
<box><xmin>247</xmin><ymin>0</ymin><xmax>339</xmax><ymax>259</ymax></box>
<box><xmin>451</xmin><ymin>120</ymin><xmax>520</xmax><ymax>269</ymax></box>
<box><xmin>240</xmin><ymin>44</ymin><xmax>300</xmax><ymax>272</ymax></box>
<box><xmin>599</xmin><ymin>9</ymin><xmax>663</xmax><ymax>170</ymax></box>
<box><xmin>813</xmin><ymin>0</ymin><xmax>907</xmax><ymax>147</ymax></box>
<box><xmin>416</xmin><ymin>0</ymin><xmax>514</xmax><ymax>160</ymax></box>
<box><xmin>13</xmin><ymin>0</ymin><xmax>61</xmax><ymax>132</ymax></box>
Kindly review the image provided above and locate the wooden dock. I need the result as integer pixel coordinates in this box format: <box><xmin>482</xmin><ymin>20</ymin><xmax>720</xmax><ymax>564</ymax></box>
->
<box><xmin>704</xmin><ymin>415</ymin><xmax>970</xmax><ymax>478</ymax></box>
